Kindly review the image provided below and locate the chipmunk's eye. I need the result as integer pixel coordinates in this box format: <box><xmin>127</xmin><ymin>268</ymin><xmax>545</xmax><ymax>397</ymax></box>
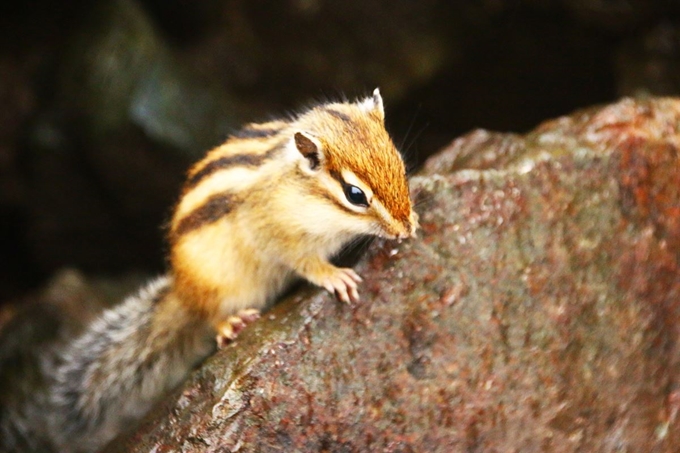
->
<box><xmin>343</xmin><ymin>183</ymin><xmax>368</xmax><ymax>207</ymax></box>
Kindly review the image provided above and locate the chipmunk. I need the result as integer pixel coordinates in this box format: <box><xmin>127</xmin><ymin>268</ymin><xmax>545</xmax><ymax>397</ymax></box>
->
<box><xmin>44</xmin><ymin>89</ymin><xmax>418</xmax><ymax>453</ymax></box>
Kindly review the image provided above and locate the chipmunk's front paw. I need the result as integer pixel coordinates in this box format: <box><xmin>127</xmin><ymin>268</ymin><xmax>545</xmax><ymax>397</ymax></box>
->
<box><xmin>319</xmin><ymin>267</ymin><xmax>363</xmax><ymax>303</ymax></box>
<box><xmin>297</xmin><ymin>258</ymin><xmax>363</xmax><ymax>303</ymax></box>
<box><xmin>215</xmin><ymin>308</ymin><xmax>261</xmax><ymax>348</ymax></box>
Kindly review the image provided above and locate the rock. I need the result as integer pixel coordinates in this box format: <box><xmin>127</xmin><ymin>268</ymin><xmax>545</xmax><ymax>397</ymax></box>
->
<box><xmin>104</xmin><ymin>97</ymin><xmax>680</xmax><ymax>451</ymax></box>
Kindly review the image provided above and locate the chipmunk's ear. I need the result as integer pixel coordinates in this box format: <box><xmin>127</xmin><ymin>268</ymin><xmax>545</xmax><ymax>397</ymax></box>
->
<box><xmin>358</xmin><ymin>87</ymin><xmax>384</xmax><ymax>121</ymax></box>
<box><xmin>294</xmin><ymin>131</ymin><xmax>324</xmax><ymax>172</ymax></box>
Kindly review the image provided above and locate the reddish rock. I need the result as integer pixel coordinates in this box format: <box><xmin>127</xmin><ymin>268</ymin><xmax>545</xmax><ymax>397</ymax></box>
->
<box><xmin>102</xmin><ymin>97</ymin><xmax>680</xmax><ymax>452</ymax></box>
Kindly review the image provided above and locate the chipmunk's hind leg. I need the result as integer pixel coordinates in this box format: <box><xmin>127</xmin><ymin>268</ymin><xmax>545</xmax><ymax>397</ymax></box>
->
<box><xmin>215</xmin><ymin>308</ymin><xmax>261</xmax><ymax>348</ymax></box>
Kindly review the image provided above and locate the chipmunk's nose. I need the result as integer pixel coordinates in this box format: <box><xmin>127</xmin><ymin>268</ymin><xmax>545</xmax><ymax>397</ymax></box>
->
<box><xmin>394</xmin><ymin>224</ymin><xmax>416</xmax><ymax>241</ymax></box>
<box><xmin>396</xmin><ymin>230</ymin><xmax>410</xmax><ymax>240</ymax></box>
<box><xmin>385</xmin><ymin>213</ymin><xmax>418</xmax><ymax>241</ymax></box>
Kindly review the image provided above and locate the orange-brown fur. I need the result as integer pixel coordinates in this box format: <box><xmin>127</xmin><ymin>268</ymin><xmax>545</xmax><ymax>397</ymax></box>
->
<box><xmin>168</xmin><ymin>89</ymin><xmax>417</xmax><ymax>326</ymax></box>
<box><xmin>299</xmin><ymin>104</ymin><xmax>412</xmax><ymax>226</ymax></box>
<box><xmin>39</xmin><ymin>90</ymin><xmax>417</xmax><ymax>453</ymax></box>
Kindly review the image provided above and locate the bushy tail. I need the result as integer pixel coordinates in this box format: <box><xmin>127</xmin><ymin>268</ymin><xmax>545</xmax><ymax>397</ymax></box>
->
<box><xmin>49</xmin><ymin>276</ymin><xmax>214</xmax><ymax>453</ymax></box>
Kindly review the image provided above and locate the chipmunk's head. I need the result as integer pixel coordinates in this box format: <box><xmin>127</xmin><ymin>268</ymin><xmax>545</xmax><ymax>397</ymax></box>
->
<box><xmin>291</xmin><ymin>88</ymin><xmax>418</xmax><ymax>241</ymax></box>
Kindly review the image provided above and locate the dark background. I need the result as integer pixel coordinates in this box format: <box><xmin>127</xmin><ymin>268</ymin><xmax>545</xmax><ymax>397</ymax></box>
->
<box><xmin>1</xmin><ymin>0</ymin><xmax>679</xmax><ymax>303</ymax></box>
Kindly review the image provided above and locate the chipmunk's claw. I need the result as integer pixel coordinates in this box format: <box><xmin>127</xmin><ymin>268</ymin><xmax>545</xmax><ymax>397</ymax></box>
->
<box><xmin>215</xmin><ymin>309</ymin><xmax>261</xmax><ymax>348</ymax></box>
<box><xmin>321</xmin><ymin>267</ymin><xmax>362</xmax><ymax>303</ymax></box>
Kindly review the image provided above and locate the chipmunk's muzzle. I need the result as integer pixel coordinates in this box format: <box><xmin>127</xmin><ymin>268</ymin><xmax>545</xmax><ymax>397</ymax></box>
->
<box><xmin>389</xmin><ymin>213</ymin><xmax>419</xmax><ymax>242</ymax></box>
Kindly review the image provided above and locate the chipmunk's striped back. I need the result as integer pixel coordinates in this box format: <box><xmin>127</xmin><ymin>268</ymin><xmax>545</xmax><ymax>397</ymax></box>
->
<box><xmin>33</xmin><ymin>90</ymin><xmax>417</xmax><ymax>453</ymax></box>
<box><xmin>168</xmin><ymin>89</ymin><xmax>417</xmax><ymax>323</ymax></box>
